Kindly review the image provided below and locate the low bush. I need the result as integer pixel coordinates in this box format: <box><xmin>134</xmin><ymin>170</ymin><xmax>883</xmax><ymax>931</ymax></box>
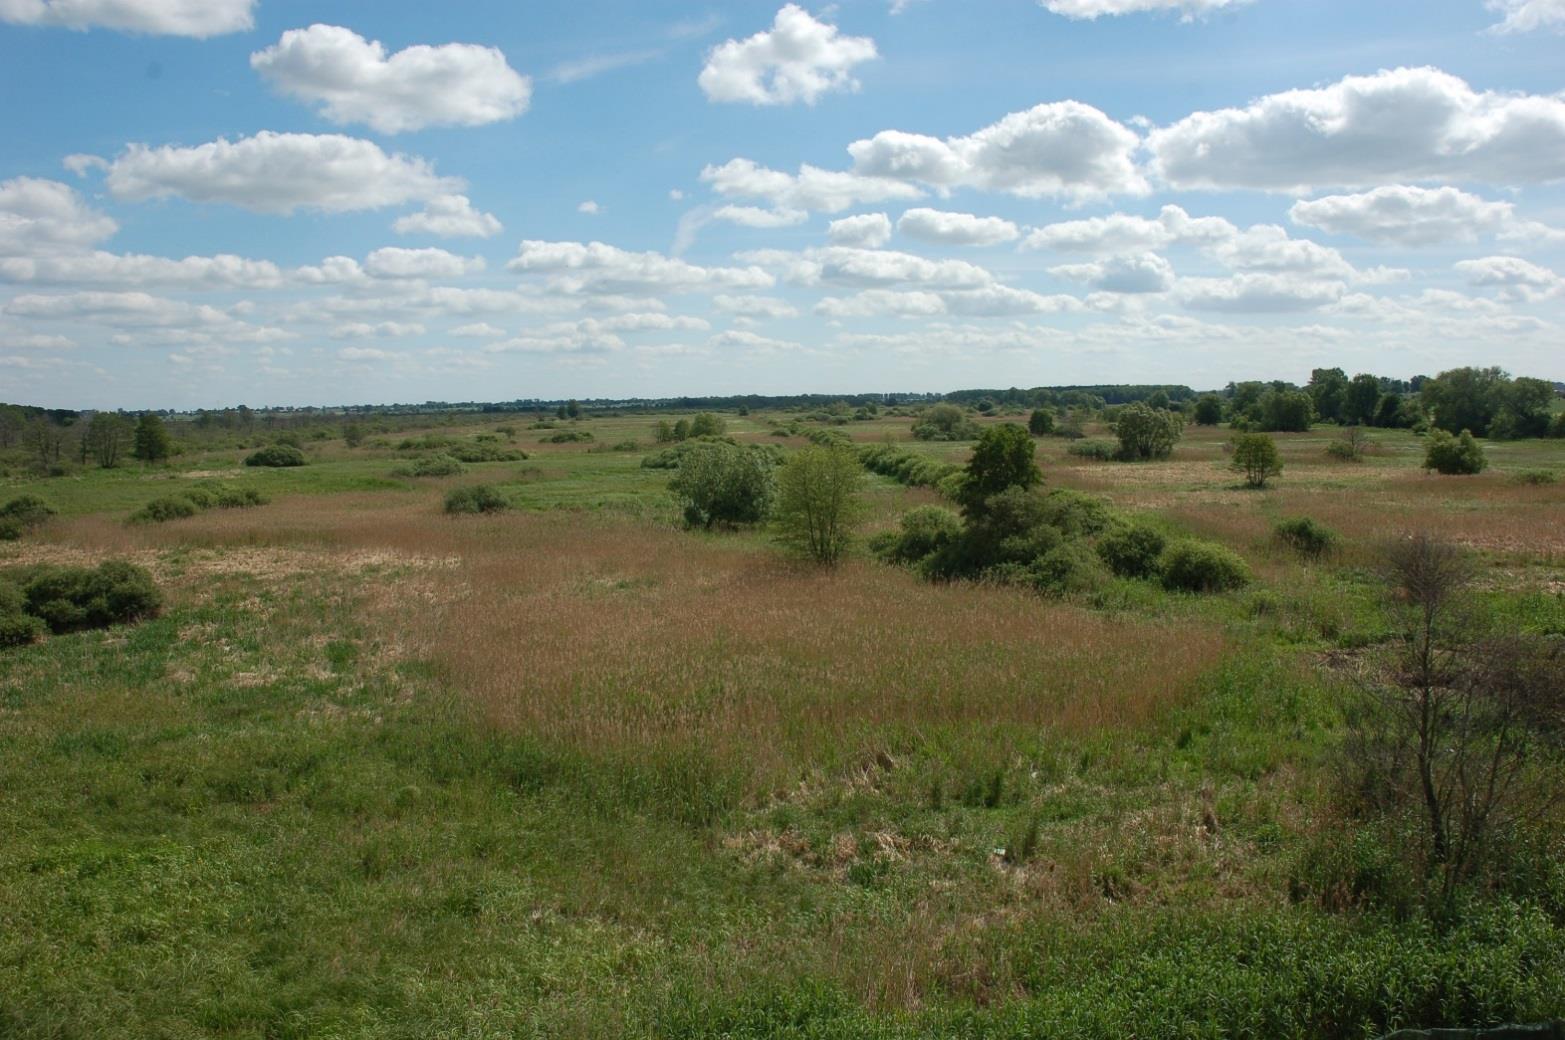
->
<box><xmin>0</xmin><ymin>495</ymin><xmax>56</xmax><ymax>541</ymax></box>
<box><xmin>1512</xmin><ymin>470</ymin><xmax>1558</xmax><ymax>486</ymax></box>
<box><xmin>444</xmin><ymin>484</ymin><xmax>508</xmax><ymax>515</ymax></box>
<box><xmin>1160</xmin><ymin>540</ymin><xmax>1251</xmax><ymax>592</ymax></box>
<box><xmin>1274</xmin><ymin>516</ymin><xmax>1338</xmax><ymax>559</ymax></box>
<box><xmin>129</xmin><ymin>483</ymin><xmax>267</xmax><ymax>524</ymax></box>
<box><xmin>868</xmin><ymin>506</ymin><xmax>963</xmax><ymax>566</ymax></box>
<box><xmin>1097</xmin><ymin>522</ymin><xmax>1167</xmax><ymax>578</ymax></box>
<box><xmin>1423</xmin><ymin>428</ymin><xmax>1487</xmax><ymax>475</ymax></box>
<box><xmin>396</xmin><ymin>454</ymin><xmax>467</xmax><ymax>477</ymax></box>
<box><xmin>129</xmin><ymin>496</ymin><xmax>198</xmax><ymax>524</ymax></box>
<box><xmin>0</xmin><ymin>582</ymin><xmax>45</xmax><ymax>647</ymax></box>
<box><xmin>444</xmin><ymin>442</ymin><xmax>527</xmax><ymax>463</ymax></box>
<box><xmin>244</xmin><ymin>444</ymin><xmax>307</xmax><ymax>467</ymax></box>
<box><xmin>1038</xmin><ymin>488</ymin><xmax>1113</xmax><ymax>537</ymax></box>
<box><xmin>857</xmin><ymin>443</ymin><xmax>961</xmax><ymax>493</ymax></box>
<box><xmin>18</xmin><ymin>561</ymin><xmax>161</xmax><ymax>633</ymax></box>
<box><xmin>1066</xmin><ymin>439</ymin><xmax>1116</xmax><ymax>461</ymax></box>
<box><xmin>1017</xmin><ymin>540</ymin><xmax>1108</xmax><ymax>596</ymax></box>
<box><xmin>543</xmin><ymin>430</ymin><xmax>594</xmax><ymax>444</ymax></box>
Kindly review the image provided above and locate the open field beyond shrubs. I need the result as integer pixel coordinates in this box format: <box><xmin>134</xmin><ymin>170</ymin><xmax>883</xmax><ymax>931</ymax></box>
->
<box><xmin>2</xmin><ymin>406</ymin><xmax>1563</xmax><ymax>1038</ymax></box>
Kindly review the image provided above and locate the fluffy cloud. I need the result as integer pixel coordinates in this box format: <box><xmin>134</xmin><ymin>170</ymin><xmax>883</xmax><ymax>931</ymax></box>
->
<box><xmin>896</xmin><ymin>207</ymin><xmax>1020</xmax><ymax>246</ymax></box>
<box><xmin>698</xmin><ymin>4</ymin><xmax>876</xmax><ymax>105</ymax></box>
<box><xmin>338</xmin><ymin>345</ymin><xmax>396</xmax><ymax>362</ymax></box>
<box><xmin>1038</xmin><ymin>0</ymin><xmax>1250</xmax><ymax>18</ymax></box>
<box><xmin>1147</xmin><ymin>67</ymin><xmax>1565</xmax><ymax>192</ymax></box>
<box><xmin>4</xmin><ymin>290</ymin><xmax>243</xmax><ymax>328</ymax></box>
<box><xmin>1485</xmin><ymin>0</ymin><xmax>1565</xmax><ymax>33</ymax></box>
<box><xmin>826</xmin><ymin>212</ymin><xmax>892</xmax><ymax>247</ymax></box>
<box><xmin>0</xmin><ymin>251</ymin><xmax>284</xmax><ymax>289</ymax></box>
<box><xmin>0</xmin><ymin>0</ymin><xmax>254</xmax><ymax>36</ymax></box>
<box><xmin>712</xmin><ymin>294</ymin><xmax>800</xmax><ymax>318</ymax></box>
<box><xmin>749</xmin><ymin>245</ymin><xmax>996</xmax><ymax>289</ymax></box>
<box><xmin>393</xmin><ymin>195</ymin><xmax>502</xmax><ymax>238</ymax></box>
<box><xmin>712</xmin><ymin>204</ymin><xmax>809</xmax><ymax>228</ymax></box>
<box><xmin>0</xmin><ymin>177</ymin><xmax>117</xmax><ymax>256</ymax></box>
<box><xmin>817</xmin><ymin>285</ymin><xmax>1078</xmax><ymax>318</ymax></box>
<box><xmin>1454</xmin><ymin>256</ymin><xmax>1563</xmax><ymax>301</ymax></box>
<box><xmin>701</xmin><ymin>158</ymin><xmax>921</xmax><ymax>213</ymax></box>
<box><xmin>848</xmin><ymin>101</ymin><xmax>1148</xmax><ymax>200</ymax></box>
<box><xmin>1049</xmin><ymin>253</ymin><xmax>1174</xmax><ymax>293</ymax></box>
<box><xmin>507</xmin><ymin>240</ymin><xmax>774</xmax><ymax>294</ymax></box>
<box><xmin>1288</xmin><ymin>185</ymin><xmax>1563</xmax><ymax>246</ymax></box>
<box><xmin>1176</xmin><ymin>273</ymin><xmax>1346</xmax><ymax>312</ymax></box>
<box><xmin>1021</xmin><ymin>204</ymin><xmax>1234</xmax><ymax>254</ymax></box>
<box><xmin>363</xmin><ymin>247</ymin><xmax>484</xmax><ymax>280</ymax></box>
<box><xmin>331</xmin><ymin>321</ymin><xmax>426</xmax><ymax>340</ymax></box>
<box><xmin>251</xmin><ymin>24</ymin><xmax>531</xmax><ymax>134</ymax></box>
<box><xmin>104</xmin><ymin>132</ymin><xmax>461</xmax><ymax>215</ymax></box>
<box><xmin>450</xmin><ymin>322</ymin><xmax>505</xmax><ymax>338</ymax></box>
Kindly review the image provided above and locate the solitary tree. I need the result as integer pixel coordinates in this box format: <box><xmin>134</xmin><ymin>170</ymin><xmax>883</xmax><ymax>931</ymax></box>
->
<box><xmin>1423</xmin><ymin>429</ymin><xmax>1487</xmax><ymax>475</ymax></box>
<box><xmin>1114</xmin><ymin>403</ymin><xmax>1183</xmax><ymax>461</ymax></box>
<box><xmin>85</xmin><ymin>412</ymin><xmax>131</xmax><ymax>468</ymax></box>
<box><xmin>957</xmin><ymin>423</ymin><xmax>1040</xmax><ymax>519</ymax></box>
<box><xmin>1192</xmin><ymin>395</ymin><xmax>1224</xmax><ymax>426</ymax></box>
<box><xmin>343</xmin><ymin>423</ymin><xmax>365</xmax><ymax>448</ymax></box>
<box><xmin>132</xmin><ymin>413</ymin><xmax>173</xmax><ymax>463</ymax></box>
<box><xmin>774</xmin><ymin>444</ymin><xmax>863</xmax><ymax>564</ymax></box>
<box><xmin>1343</xmin><ymin>373</ymin><xmax>1382</xmax><ymax>426</ymax></box>
<box><xmin>1027</xmin><ymin>408</ymin><xmax>1054</xmax><ymax>436</ymax></box>
<box><xmin>668</xmin><ymin>442</ymin><xmax>775</xmax><ymax>529</ymax></box>
<box><xmin>1230</xmin><ymin>432</ymin><xmax>1282</xmax><ymax>488</ymax></box>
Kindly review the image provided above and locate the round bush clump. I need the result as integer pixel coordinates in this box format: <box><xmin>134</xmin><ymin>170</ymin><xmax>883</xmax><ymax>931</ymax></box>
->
<box><xmin>1423</xmin><ymin>429</ymin><xmax>1486</xmax><ymax>475</ymax></box>
<box><xmin>1274</xmin><ymin>516</ymin><xmax>1337</xmax><ymax>559</ymax></box>
<box><xmin>129</xmin><ymin>496</ymin><xmax>199</xmax><ymax>524</ymax></box>
<box><xmin>1096</xmin><ymin>522</ymin><xmax>1167</xmax><ymax>578</ymax></box>
<box><xmin>1023</xmin><ymin>540</ymin><xmax>1108</xmax><ymax>596</ymax></box>
<box><xmin>869</xmin><ymin>506</ymin><xmax>963</xmax><ymax>566</ymax></box>
<box><xmin>244</xmin><ymin>444</ymin><xmax>308</xmax><ymax>468</ymax></box>
<box><xmin>1159</xmin><ymin>541</ymin><xmax>1251</xmax><ymax>593</ymax></box>
<box><xmin>444</xmin><ymin>484</ymin><xmax>508</xmax><ymax>515</ymax></box>
<box><xmin>407</xmin><ymin>454</ymin><xmax>467</xmax><ymax>477</ymax></box>
<box><xmin>0</xmin><ymin>583</ymin><xmax>45</xmax><ymax>647</ymax></box>
<box><xmin>0</xmin><ymin>495</ymin><xmax>56</xmax><ymax>541</ymax></box>
<box><xmin>20</xmin><ymin>561</ymin><xmax>161</xmax><ymax>633</ymax></box>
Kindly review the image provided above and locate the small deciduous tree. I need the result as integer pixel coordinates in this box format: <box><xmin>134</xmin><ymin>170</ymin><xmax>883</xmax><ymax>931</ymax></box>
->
<box><xmin>1422</xmin><ymin>428</ymin><xmax>1486</xmax><ymax>475</ymax></box>
<box><xmin>1027</xmin><ymin>408</ymin><xmax>1054</xmax><ymax>436</ymax></box>
<box><xmin>773</xmin><ymin>444</ymin><xmax>863</xmax><ymax>564</ymax></box>
<box><xmin>343</xmin><ymin>423</ymin><xmax>365</xmax><ymax>448</ymax></box>
<box><xmin>912</xmin><ymin>404</ymin><xmax>980</xmax><ymax>441</ymax></box>
<box><xmin>132</xmin><ymin>413</ymin><xmax>173</xmax><ymax>463</ymax></box>
<box><xmin>957</xmin><ymin>423</ymin><xmax>1040</xmax><ymax>520</ymax></box>
<box><xmin>85</xmin><ymin>413</ymin><xmax>130</xmax><ymax>468</ymax></box>
<box><xmin>1230</xmin><ymin>432</ymin><xmax>1282</xmax><ymax>488</ymax></box>
<box><xmin>1192</xmin><ymin>394</ymin><xmax>1224</xmax><ymax>426</ymax></box>
<box><xmin>688</xmin><ymin>412</ymin><xmax>725</xmax><ymax>438</ymax></box>
<box><xmin>669</xmin><ymin>442</ymin><xmax>775</xmax><ymax>529</ymax></box>
<box><xmin>1113</xmin><ymin>403</ymin><xmax>1182</xmax><ymax>461</ymax></box>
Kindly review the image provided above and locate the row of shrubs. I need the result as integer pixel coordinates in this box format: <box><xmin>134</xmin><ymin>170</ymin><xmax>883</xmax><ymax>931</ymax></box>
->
<box><xmin>394</xmin><ymin>436</ymin><xmax>527</xmax><ymax>462</ymax></box>
<box><xmin>643</xmin><ymin>438</ymin><xmax>782</xmax><ymax>471</ymax></box>
<box><xmin>0</xmin><ymin>495</ymin><xmax>56</xmax><ymax>541</ymax></box>
<box><xmin>0</xmin><ymin>561</ymin><xmax>161</xmax><ymax>648</ymax></box>
<box><xmin>130</xmin><ymin>483</ymin><xmax>267</xmax><ymax>524</ymax></box>
<box><xmin>857</xmin><ymin>442</ymin><xmax>963</xmax><ymax>495</ymax></box>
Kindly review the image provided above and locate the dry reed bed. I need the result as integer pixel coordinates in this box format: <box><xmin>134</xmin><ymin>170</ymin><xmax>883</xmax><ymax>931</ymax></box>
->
<box><xmin>22</xmin><ymin>494</ymin><xmax>1225</xmax><ymax>787</ymax></box>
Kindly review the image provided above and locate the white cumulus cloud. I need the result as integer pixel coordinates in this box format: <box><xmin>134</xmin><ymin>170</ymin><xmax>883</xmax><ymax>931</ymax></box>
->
<box><xmin>1289</xmin><ymin>185</ymin><xmax>1563</xmax><ymax>246</ymax></box>
<box><xmin>0</xmin><ymin>177</ymin><xmax>118</xmax><ymax>256</ymax></box>
<box><xmin>896</xmin><ymin>208</ymin><xmax>1019</xmax><ymax>246</ymax></box>
<box><xmin>251</xmin><ymin>24</ymin><xmax>531</xmax><ymax>134</ymax></box>
<box><xmin>1147</xmin><ymin>67</ymin><xmax>1565</xmax><ymax>193</ymax></box>
<box><xmin>1485</xmin><ymin>0</ymin><xmax>1565</xmax><ymax>33</ymax></box>
<box><xmin>1454</xmin><ymin>256</ymin><xmax>1564</xmax><ymax>301</ymax></box>
<box><xmin>104</xmin><ymin>132</ymin><xmax>461</xmax><ymax>214</ymax></box>
<box><xmin>826</xmin><ymin>212</ymin><xmax>892</xmax><ymax>247</ymax></box>
<box><xmin>1050</xmin><ymin>253</ymin><xmax>1174</xmax><ymax>293</ymax></box>
<box><xmin>701</xmin><ymin>158</ymin><xmax>922</xmax><ymax>213</ymax></box>
<box><xmin>848</xmin><ymin>101</ymin><xmax>1148</xmax><ymax>201</ymax></box>
<box><xmin>507</xmin><ymin>240</ymin><xmax>774</xmax><ymax>294</ymax></box>
<box><xmin>699</xmin><ymin>4</ymin><xmax>876</xmax><ymax>106</ymax></box>
<box><xmin>393</xmin><ymin>195</ymin><xmax>502</xmax><ymax>238</ymax></box>
<box><xmin>0</xmin><ymin>0</ymin><xmax>254</xmax><ymax>36</ymax></box>
<box><xmin>1038</xmin><ymin>0</ymin><xmax>1250</xmax><ymax>18</ymax></box>
<box><xmin>364</xmin><ymin>247</ymin><xmax>484</xmax><ymax>280</ymax></box>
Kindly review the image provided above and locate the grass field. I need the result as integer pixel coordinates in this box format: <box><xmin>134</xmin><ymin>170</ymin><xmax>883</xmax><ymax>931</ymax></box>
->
<box><xmin>3</xmin><ymin>410</ymin><xmax>1563</xmax><ymax>1038</ymax></box>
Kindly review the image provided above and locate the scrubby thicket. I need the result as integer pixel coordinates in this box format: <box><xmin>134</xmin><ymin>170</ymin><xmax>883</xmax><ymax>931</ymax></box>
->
<box><xmin>2</xmin><ymin>375</ymin><xmax>1564</xmax><ymax>1039</ymax></box>
<box><xmin>1</xmin><ymin>561</ymin><xmax>160</xmax><ymax>646</ymax></box>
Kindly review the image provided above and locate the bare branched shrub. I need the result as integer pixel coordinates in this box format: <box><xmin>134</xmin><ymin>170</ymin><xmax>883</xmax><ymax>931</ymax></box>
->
<box><xmin>1343</xmin><ymin>532</ymin><xmax>1565</xmax><ymax>901</ymax></box>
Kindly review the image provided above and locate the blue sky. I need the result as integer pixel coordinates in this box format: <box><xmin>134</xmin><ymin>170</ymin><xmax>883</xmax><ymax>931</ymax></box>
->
<box><xmin>2</xmin><ymin>0</ymin><xmax>1563</xmax><ymax>409</ymax></box>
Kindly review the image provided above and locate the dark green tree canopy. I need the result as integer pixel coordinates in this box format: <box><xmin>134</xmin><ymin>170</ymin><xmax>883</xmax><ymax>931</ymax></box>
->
<box><xmin>957</xmin><ymin>423</ymin><xmax>1040</xmax><ymax>519</ymax></box>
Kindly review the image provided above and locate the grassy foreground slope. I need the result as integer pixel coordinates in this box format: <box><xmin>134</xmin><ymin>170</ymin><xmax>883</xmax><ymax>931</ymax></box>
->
<box><xmin>2</xmin><ymin>412</ymin><xmax>1563</xmax><ymax>1038</ymax></box>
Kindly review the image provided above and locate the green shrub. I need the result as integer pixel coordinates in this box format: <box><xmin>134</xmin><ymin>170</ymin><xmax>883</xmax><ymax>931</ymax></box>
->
<box><xmin>1019</xmin><ymin>540</ymin><xmax>1108</xmax><ymax>596</ymax></box>
<box><xmin>0</xmin><ymin>495</ymin><xmax>56</xmax><ymax>540</ymax></box>
<box><xmin>214</xmin><ymin>486</ymin><xmax>266</xmax><ymax>508</ymax></box>
<box><xmin>401</xmin><ymin>454</ymin><xmax>467</xmax><ymax>477</ymax></box>
<box><xmin>180</xmin><ymin>486</ymin><xmax>216</xmax><ymax>510</ymax></box>
<box><xmin>869</xmin><ymin>506</ymin><xmax>963</xmax><ymax>565</ymax></box>
<box><xmin>444</xmin><ymin>442</ymin><xmax>526</xmax><ymax>463</ymax></box>
<box><xmin>1160</xmin><ymin>541</ymin><xmax>1251</xmax><ymax>593</ymax></box>
<box><xmin>244</xmin><ymin>444</ymin><xmax>307</xmax><ymax>467</ymax></box>
<box><xmin>1038</xmin><ymin>488</ymin><xmax>1113</xmax><ymax>537</ymax></box>
<box><xmin>857</xmin><ymin>443</ymin><xmax>961</xmax><ymax>492</ymax></box>
<box><xmin>20</xmin><ymin>561</ymin><xmax>161</xmax><ymax>633</ymax></box>
<box><xmin>129</xmin><ymin>496</ymin><xmax>199</xmax><ymax>524</ymax></box>
<box><xmin>543</xmin><ymin>430</ymin><xmax>594</xmax><ymax>444</ymax></box>
<box><xmin>1274</xmin><ymin>516</ymin><xmax>1338</xmax><ymax>559</ymax></box>
<box><xmin>0</xmin><ymin>582</ymin><xmax>45</xmax><ymax>647</ymax></box>
<box><xmin>669</xmin><ymin>442</ymin><xmax>776</xmax><ymax>529</ymax></box>
<box><xmin>1231</xmin><ymin>433</ymin><xmax>1283</xmax><ymax>488</ymax></box>
<box><xmin>1512</xmin><ymin>470</ymin><xmax>1557</xmax><ymax>486</ymax></box>
<box><xmin>1097</xmin><ymin>523</ymin><xmax>1167</xmax><ymax>578</ymax></box>
<box><xmin>1114</xmin><ymin>402</ymin><xmax>1183</xmax><ymax>460</ymax></box>
<box><xmin>1028</xmin><ymin>408</ymin><xmax>1054</xmax><ymax>436</ymax></box>
<box><xmin>1067</xmin><ymin>439</ymin><xmax>1116</xmax><ymax>461</ymax></box>
<box><xmin>444</xmin><ymin>485</ymin><xmax>508</xmax><ymax>515</ymax></box>
<box><xmin>911</xmin><ymin>404</ymin><xmax>981</xmax><ymax>441</ymax></box>
<box><xmin>1423</xmin><ymin>428</ymin><xmax>1487</xmax><ymax>475</ymax></box>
